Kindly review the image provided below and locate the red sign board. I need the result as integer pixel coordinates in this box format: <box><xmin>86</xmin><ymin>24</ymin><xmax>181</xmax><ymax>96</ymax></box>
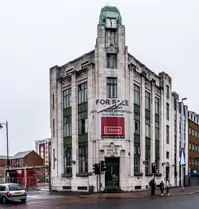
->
<box><xmin>101</xmin><ymin>117</ymin><xmax>125</xmax><ymax>138</ymax></box>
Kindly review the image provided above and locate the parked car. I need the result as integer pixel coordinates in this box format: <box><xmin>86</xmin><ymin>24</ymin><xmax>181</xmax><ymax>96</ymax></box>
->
<box><xmin>0</xmin><ymin>183</ymin><xmax>27</xmax><ymax>204</ymax></box>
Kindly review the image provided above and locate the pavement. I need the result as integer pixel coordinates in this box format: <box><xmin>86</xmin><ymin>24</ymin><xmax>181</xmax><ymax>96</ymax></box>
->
<box><xmin>0</xmin><ymin>186</ymin><xmax>199</xmax><ymax>208</ymax></box>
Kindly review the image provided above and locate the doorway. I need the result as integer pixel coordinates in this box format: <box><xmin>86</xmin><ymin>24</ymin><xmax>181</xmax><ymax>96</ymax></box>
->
<box><xmin>105</xmin><ymin>157</ymin><xmax>120</xmax><ymax>191</ymax></box>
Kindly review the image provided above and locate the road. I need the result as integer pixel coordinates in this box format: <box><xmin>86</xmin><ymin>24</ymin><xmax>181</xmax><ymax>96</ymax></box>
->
<box><xmin>0</xmin><ymin>192</ymin><xmax>199</xmax><ymax>209</ymax></box>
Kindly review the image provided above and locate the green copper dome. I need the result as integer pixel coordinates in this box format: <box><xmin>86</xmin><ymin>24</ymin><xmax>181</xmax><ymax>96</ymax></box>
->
<box><xmin>99</xmin><ymin>6</ymin><xmax>122</xmax><ymax>25</ymax></box>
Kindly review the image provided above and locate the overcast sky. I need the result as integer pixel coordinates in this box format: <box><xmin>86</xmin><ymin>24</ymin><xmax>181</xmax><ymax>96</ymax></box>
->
<box><xmin>0</xmin><ymin>0</ymin><xmax>198</xmax><ymax>155</ymax></box>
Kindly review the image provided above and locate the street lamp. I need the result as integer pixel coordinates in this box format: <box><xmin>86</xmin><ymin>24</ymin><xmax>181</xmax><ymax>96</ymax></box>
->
<box><xmin>0</xmin><ymin>121</ymin><xmax>9</xmax><ymax>172</ymax></box>
<box><xmin>180</xmin><ymin>98</ymin><xmax>187</xmax><ymax>192</ymax></box>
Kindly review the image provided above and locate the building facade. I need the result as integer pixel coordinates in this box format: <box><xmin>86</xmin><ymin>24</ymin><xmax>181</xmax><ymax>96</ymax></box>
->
<box><xmin>50</xmin><ymin>6</ymin><xmax>175</xmax><ymax>192</ymax></box>
<box><xmin>188</xmin><ymin>111</ymin><xmax>199</xmax><ymax>185</ymax></box>
<box><xmin>172</xmin><ymin>92</ymin><xmax>188</xmax><ymax>187</ymax></box>
<box><xmin>35</xmin><ymin>138</ymin><xmax>51</xmax><ymax>182</ymax></box>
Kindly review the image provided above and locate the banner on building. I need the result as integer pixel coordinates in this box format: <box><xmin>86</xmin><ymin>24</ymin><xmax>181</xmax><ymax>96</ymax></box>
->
<box><xmin>101</xmin><ymin>117</ymin><xmax>125</xmax><ymax>138</ymax></box>
<box><xmin>93</xmin><ymin>98</ymin><xmax>132</xmax><ymax>139</ymax></box>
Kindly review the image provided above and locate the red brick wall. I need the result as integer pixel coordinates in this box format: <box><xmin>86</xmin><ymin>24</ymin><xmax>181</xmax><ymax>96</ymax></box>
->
<box><xmin>0</xmin><ymin>159</ymin><xmax>7</xmax><ymax>167</ymax></box>
<box><xmin>23</xmin><ymin>151</ymin><xmax>43</xmax><ymax>167</ymax></box>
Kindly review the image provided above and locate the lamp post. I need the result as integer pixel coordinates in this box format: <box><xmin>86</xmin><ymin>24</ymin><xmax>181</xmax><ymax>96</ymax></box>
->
<box><xmin>180</xmin><ymin>98</ymin><xmax>187</xmax><ymax>192</ymax></box>
<box><xmin>0</xmin><ymin>121</ymin><xmax>9</xmax><ymax>177</ymax></box>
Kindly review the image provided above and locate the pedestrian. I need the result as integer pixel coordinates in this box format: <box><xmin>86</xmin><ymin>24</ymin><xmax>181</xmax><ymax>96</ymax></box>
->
<box><xmin>149</xmin><ymin>178</ymin><xmax>156</xmax><ymax>196</ymax></box>
<box><xmin>166</xmin><ymin>178</ymin><xmax>170</xmax><ymax>195</ymax></box>
<box><xmin>160</xmin><ymin>180</ymin><xmax>164</xmax><ymax>196</ymax></box>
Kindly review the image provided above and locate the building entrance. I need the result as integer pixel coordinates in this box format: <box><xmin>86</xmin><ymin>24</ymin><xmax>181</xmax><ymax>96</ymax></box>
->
<box><xmin>105</xmin><ymin>157</ymin><xmax>120</xmax><ymax>191</ymax></box>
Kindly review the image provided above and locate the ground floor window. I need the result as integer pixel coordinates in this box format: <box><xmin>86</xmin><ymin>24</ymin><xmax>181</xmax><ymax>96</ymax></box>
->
<box><xmin>145</xmin><ymin>146</ymin><xmax>150</xmax><ymax>174</ymax></box>
<box><xmin>64</xmin><ymin>148</ymin><xmax>72</xmax><ymax>174</ymax></box>
<box><xmin>79</xmin><ymin>145</ymin><xmax>88</xmax><ymax>173</ymax></box>
<box><xmin>134</xmin><ymin>145</ymin><xmax>140</xmax><ymax>173</ymax></box>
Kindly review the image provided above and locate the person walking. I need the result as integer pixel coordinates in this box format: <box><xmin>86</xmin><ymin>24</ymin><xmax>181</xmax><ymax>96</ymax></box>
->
<box><xmin>149</xmin><ymin>178</ymin><xmax>156</xmax><ymax>196</ymax></box>
<box><xmin>160</xmin><ymin>180</ymin><xmax>164</xmax><ymax>196</ymax></box>
<box><xmin>166</xmin><ymin>179</ymin><xmax>170</xmax><ymax>195</ymax></box>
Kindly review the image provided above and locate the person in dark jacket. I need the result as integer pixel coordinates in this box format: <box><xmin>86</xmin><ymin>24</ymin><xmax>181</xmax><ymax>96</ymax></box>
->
<box><xmin>149</xmin><ymin>178</ymin><xmax>156</xmax><ymax>196</ymax></box>
<box><xmin>160</xmin><ymin>180</ymin><xmax>164</xmax><ymax>196</ymax></box>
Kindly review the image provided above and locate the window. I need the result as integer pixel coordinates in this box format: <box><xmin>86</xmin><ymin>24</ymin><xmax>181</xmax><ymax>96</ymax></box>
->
<box><xmin>107</xmin><ymin>77</ymin><xmax>117</xmax><ymax>98</ymax></box>
<box><xmin>78</xmin><ymin>111</ymin><xmax>88</xmax><ymax>135</ymax></box>
<box><xmin>134</xmin><ymin>145</ymin><xmax>140</xmax><ymax>173</ymax></box>
<box><xmin>53</xmin><ymin>148</ymin><xmax>55</xmax><ymax>169</ymax></box>
<box><xmin>166</xmin><ymin>125</ymin><xmax>169</xmax><ymax>144</ymax></box>
<box><xmin>52</xmin><ymin>94</ymin><xmax>55</xmax><ymax>110</ymax></box>
<box><xmin>134</xmin><ymin>84</ymin><xmax>140</xmax><ymax>105</ymax></box>
<box><xmin>145</xmin><ymin>146</ymin><xmax>150</xmax><ymax>174</ymax></box>
<box><xmin>189</xmin><ymin>127</ymin><xmax>191</xmax><ymax>135</ymax></box>
<box><xmin>145</xmin><ymin>118</ymin><xmax>150</xmax><ymax>138</ymax></box>
<box><xmin>189</xmin><ymin>143</ymin><xmax>192</xmax><ymax>150</ymax></box>
<box><xmin>145</xmin><ymin>91</ymin><xmax>150</xmax><ymax>110</ymax></box>
<box><xmin>63</xmin><ymin>116</ymin><xmax>72</xmax><ymax>137</ymax></box>
<box><xmin>79</xmin><ymin>145</ymin><xmax>88</xmax><ymax>173</ymax></box>
<box><xmin>8</xmin><ymin>185</ymin><xmax>24</xmax><ymax>191</ymax></box>
<box><xmin>64</xmin><ymin>148</ymin><xmax>72</xmax><ymax>174</ymax></box>
<box><xmin>155</xmin><ymin>97</ymin><xmax>160</xmax><ymax>115</ymax></box>
<box><xmin>155</xmin><ymin>121</ymin><xmax>160</xmax><ymax>140</ymax></box>
<box><xmin>192</xmin><ymin>129</ymin><xmax>195</xmax><ymax>136</ymax></box>
<box><xmin>0</xmin><ymin>186</ymin><xmax>5</xmax><ymax>191</ymax></box>
<box><xmin>192</xmin><ymin>144</ymin><xmax>195</xmax><ymax>151</ymax></box>
<box><xmin>52</xmin><ymin>119</ymin><xmax>55</xmax><ymax>137</ymax></box>
<box><xmin>166</xmin><ymin>103</ymin><xmax>169</xmax><ymax>120</ymax></box>
<box><xmin>134</xmin><ymin>113</ymin><xmax>140</xmax><ymax>135</ymax></box>
<box><xmin>107</xmin><ymin>53</ymin><xmax>117</xmax><ymax>69</ymax></box>
<box><xmin>166</xmin><ymin>152</ymin><xmax>169</xmax><ymax>159</ymax></box>
<box><xmin>78</xmin><ymin>83</ymin><xmax>87</xmax><ymax>104</ymax></box>
<box><xmin>63</xmin><ymin>89</ymin><xmax>71</xmax><ymax>108</ymax></box>
<box><xmin>195</xmin><ymin>131</ymin><xmax>198</xmax><ymax>138</ymax></box>
<box><xmin>166</xmin><ymin>85</ymin><xmax>169</xmax><ymax>98</ymax></box>
<box><xmin>195</xmin><ymin>145</ymin><xmax>198</xmax><ymax>152</ymax></box>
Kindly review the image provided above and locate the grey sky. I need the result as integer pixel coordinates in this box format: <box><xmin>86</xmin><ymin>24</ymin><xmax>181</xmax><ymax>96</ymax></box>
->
<box><xmin>0</xmin><ymin>0</ymin><xmax>198</xmax><ymax>155</ymax></box>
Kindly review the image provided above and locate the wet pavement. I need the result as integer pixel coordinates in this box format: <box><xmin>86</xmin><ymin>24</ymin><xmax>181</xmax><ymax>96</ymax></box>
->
<box><xmin>0</xmin><ymin>188</ymin><xmax>199</xmax><ymax>208</ymax></box>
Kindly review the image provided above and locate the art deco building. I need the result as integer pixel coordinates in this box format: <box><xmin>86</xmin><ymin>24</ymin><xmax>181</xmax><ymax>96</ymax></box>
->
<box><xmin>50</xmin><ymin>6</ymin><xmax>175</xmax><ymax>192</ymax></box>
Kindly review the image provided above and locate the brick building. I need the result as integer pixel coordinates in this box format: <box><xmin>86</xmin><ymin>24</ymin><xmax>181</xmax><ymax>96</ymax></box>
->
<box><xmin>10</xmin><ymin>150</ymin><xmax>43</xmax><ymax>167</ymax></box>
<box><xmin>188</xmin><ymin>111</ymin><xmax>199</xmax><ymax>185</ymax></box>
<box><xmin>35</xmin><ymin>138</ymin><xmax>51</xmax><ymax>182</ymax></box>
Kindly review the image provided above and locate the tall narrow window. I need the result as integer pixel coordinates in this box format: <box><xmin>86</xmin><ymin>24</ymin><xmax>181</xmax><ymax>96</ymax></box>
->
<box><xmin>145</xmin><ymin>91</ymin><xmax>150</xmax><ymax>110</ymax></box>
<box><xmin>107</xmin><ymin>53</ymin><xmax>117</xmax><ymax>69</ymax></box>
<box><xmin>63</xmin><ymin>89</ymin><xmax>71</xmax><ymax>108</ymax></box>
<box><xmin>52</xmin><ymin>94</ymin><xmax>55</xmax><ymax>110</ymax></box>
<box><xmin>53</xmin><ymin>149</ymin><xmax>55</xmax><ymax>169</ymax></box>
<box><xmin>166</xmin><ymin>103</ymin><xmax>169</xmax><ymax>120</ymax></box>
<box><xmin>155</xmin><ymin>97</ymin><xmax>160</xmax><ymax>115</ymax></box>
<box><xmin>64</xmin><ymin>148</ymin><xmax>72</xmax><ymax>174</ymax></box>
<box><xmin>155</xmin><ymin>121</ymin><xmax>160</xmax><ymax>140</ymax></box>
<box><xmin>78</xmin><ymin>83</ymin><xmax>87</xmax><ymax>104</ymax></box>
<box><xmin>63</xmin><ymin>116</ymin><xmax>72</xmax><ymax>137</ymax></box>
<box><xmin>134</xmin><ymin>145</ymin><xmax>140</xmax><ymax>173</ymax></box>
<box><xmin>166</xmin><ymin>125</ymin><xmax>169</xmax><ymax>144</ymax></box>
<box><xmin>79</xmin><ymin>145</ymin><xmax>88</xmax><ymax>173</ymax></box>
<box><xmin>52</xmin><ymin>119</ymin><xmax>55</xmax><ymax>137</ymax></box>
<box><xmin>166</xmin><ymin>85</ymin><xmax>169</xmax><ymax>98</ymax></box>
<box><xmin>78</xmin><ymin>111</ymin><xmax>88</xmax><ymax>135</ymax></box>
<box><xmin>134</xmin><ymin>113</ymin><xmax>140</xmax><ymax>135</ymax></box>
<box><xmin>134</xmin><ymin>84</ymin><xmax>140</xmax><ymax>105</ymax></box>
<box><xmin>145</xmin><ymin>146</ymin><xmax>150</xmax><ymax>174</ymax></box>
<box><xmin>145</xmin><ymin>118</ymin><xmax>150</xmax><ymax>138</ymax></box>
<box><xmin>107</xmin><ymin>77</ymin><xmax>117</xmax><ymax>98</ymax></box>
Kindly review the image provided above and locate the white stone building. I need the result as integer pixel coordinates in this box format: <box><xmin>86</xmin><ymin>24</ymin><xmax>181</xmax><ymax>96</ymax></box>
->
<box><xmin>50</xmin><ymin>6</ymin><xmax>175</xmax><ymax>192</ymax></box>
<box><xmin>171</xmin><ymin>92</ymin><xmax>188</xmax><ymax>187</ymax></box>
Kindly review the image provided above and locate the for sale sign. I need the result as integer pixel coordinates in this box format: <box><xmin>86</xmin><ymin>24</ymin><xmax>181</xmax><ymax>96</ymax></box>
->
<box><xmin>101</xmin><ymin>117</ymin><xmax>125</xmax><ymax>138</ymax></box>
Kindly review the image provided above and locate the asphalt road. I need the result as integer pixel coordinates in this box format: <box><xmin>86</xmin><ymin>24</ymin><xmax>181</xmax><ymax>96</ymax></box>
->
<box><xmin>0</xmin><ymin>193</ymin><xmax>199</xmax><ymax>209</ymax></box>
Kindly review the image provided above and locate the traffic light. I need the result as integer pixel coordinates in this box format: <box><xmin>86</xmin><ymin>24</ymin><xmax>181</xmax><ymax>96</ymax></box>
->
<box><xmin>93</xmin><ymin>163</ymin><xmax>100</xmax><ymax>175</ymax></box>
<box><xmin>100</xmin><ymin>161</ymin><xmax>107</xmax><ymax>172</ymax></box>
<box><xmin>152</xmin><ymin>163</ymin><xmax>156</xmax><ymax>173</ymax></box>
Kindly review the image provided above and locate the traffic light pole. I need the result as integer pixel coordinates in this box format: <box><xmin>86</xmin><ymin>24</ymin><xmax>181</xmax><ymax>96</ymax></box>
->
<box><xmin>99</xmin><ymin>162</ymin><xmax>101</xmax><ymax>196</ymax></box>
